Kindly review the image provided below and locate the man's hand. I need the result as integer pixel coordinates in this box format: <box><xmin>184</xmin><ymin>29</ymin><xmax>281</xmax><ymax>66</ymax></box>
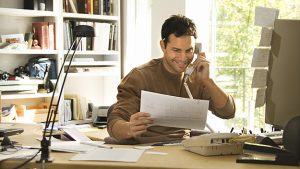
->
<box><xmin>194</xmin><ymin>52</ymin><xmax>210</xmax><ymax>82</ymax></box>
<box><xmin>127</xmin><ymin>112</ymin><xmax>153</xmax><ymax>138</ymax></box>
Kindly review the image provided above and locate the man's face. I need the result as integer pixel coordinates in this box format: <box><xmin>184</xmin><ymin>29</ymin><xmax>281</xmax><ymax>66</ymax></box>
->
<box><xmin>161</xmin><ymin>34</ymin><xmax>195</xmax><ymax>75</ymax></box>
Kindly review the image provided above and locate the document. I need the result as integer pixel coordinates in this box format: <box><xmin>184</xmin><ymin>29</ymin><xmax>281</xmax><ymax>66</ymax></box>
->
<box><xmin>0</xmin><ymin>149</ymin><xmax>39</xmax><ymax>161</ymax></box>
<box><xmin>251</xmin><ymin>69</ymin><xmax>268</xmax><ymax>88</ymax></box>
<box><xmin>50</xmin><ymin>141</ymin><xmax>104</xmax><ymax>153</ymax></box>
<box><xmin>259</xmin><ymin>27</ymin><xmax>273</xmax><ymax>47</ymax></box>
<box><xmin>255</xmin><ymin>88</ymin><xmax>266</xmax><ymax>108</ymax></box>
<box><xmin>254</xmin><ymin>6</ymin><xmax>279</xmax><ymax>28</ymax></box>
<box><xmin>140</xmin><ymin>90</ymin><xmax>209</xmax><ymax>130</ymax></box>
<box><xmin>61</xmin><ymin>128</ymin><xmax>91</xmax><ymax>141</ymax></box>
<box><xmin>50</xmin><ymin>141</ymin><xmax>99</xmax><ymax>153</ymax></box>
<box><xmin>70</xmin><ymin>148</ymin><xmax>144</xmax><ymax>163</ymax></box>
<box><xmin>251</xmin><ymin>48</ymin><xmax>270</xmax><ymax>67</ymax></box>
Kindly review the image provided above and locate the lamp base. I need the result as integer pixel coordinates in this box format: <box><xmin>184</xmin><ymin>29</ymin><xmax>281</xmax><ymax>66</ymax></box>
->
<box><xmin>36</xmin><ymin>156</ymin><xmax>54</xmax><ymax>163</ymax></box>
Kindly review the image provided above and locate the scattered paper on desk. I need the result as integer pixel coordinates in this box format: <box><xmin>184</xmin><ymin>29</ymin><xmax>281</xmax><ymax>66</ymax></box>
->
<box><xmin>259</xmin><ymin>27</ymin><xmax>273</xmax><ymax>47</ymax></box>
<box><xmin>255</xmin><ymin>88</ymin><xmax>266</xmax><ymax>108</ymax></box>
<box><xmin>140</xmin><ymin>90</ymin><xmax>209</xmax><ymax>130</ymax></box>
<box><xmin>254</xmin><ymin>6</ymin><xmax>279</xmax><ymax>28</ymax></box>
<box><xmin>251</xmin><ymin>48</ymin><xmax>270</xmax><ymax>67</ymax></box>
<box><xmin>146</xmin><ymin>151</ymin><xmax>168</xmax><ymax>155</ymax></box>
<box><xmin>70</xmin><ymin>148</ymin><xmax>144</xmax><ymax>163</ymax></box>
<box><xmin>0</xmin><ymin>149</ymin><xmax>39</xmax><ymax>161</ymax></box>
<box><xmin>51</xmin><ymin>141</ymin><xmax>87</xmax><ymax>153</ymax></box>
<box><xmin>51</xmin><ymin>141</ymin><xmax>104</xmax><ymax>153</ymax></box>
<box><xmin>251</xmin><ymin>69</ymin><xmax>268</xmax><ymax>88</ymax></box>
<box><xmin>62</xmin><ymin>128</ymin><xmax>91</xmax><ymax>141</ymax></box>
<box><xmin>134</xmin><ymin>146</ymin><xmax>154</xmax><ymax>150</ymax></box>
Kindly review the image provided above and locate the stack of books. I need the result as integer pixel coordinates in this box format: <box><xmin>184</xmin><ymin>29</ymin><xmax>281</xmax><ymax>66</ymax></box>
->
<box><xmin>0</xmin><ymin>80</ymin><xmax>43</xmax><ymax>94</ymax></box>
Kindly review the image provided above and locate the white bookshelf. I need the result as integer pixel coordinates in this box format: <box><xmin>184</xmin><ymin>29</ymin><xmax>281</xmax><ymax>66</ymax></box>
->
<box><xmin>0</xmin><ymin>49</ymin><xmax>58</xmax><ymax>55</ymax></box>
<box><xmin>0</xmin><ymin>7</ymin><xmax>55</xmax><ymax>17</ymax></box>
<box><xmin>0</xmin><ymin>0</ymin><xmax>121</xmax><ymax>124</ymax></box>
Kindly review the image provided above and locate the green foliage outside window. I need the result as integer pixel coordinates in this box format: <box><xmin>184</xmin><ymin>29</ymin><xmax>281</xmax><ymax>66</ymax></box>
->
<box><xmin>214</xmin><ymin>0</ymin><xmax>300</xmax><ymax>130</ymax></box>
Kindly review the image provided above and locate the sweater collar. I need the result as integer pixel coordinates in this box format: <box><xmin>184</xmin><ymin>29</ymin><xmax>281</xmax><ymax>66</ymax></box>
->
<box><xmin>159</xmin><ymin>58</ymin><xmax>183</xmax><ymax>80</ymax></box>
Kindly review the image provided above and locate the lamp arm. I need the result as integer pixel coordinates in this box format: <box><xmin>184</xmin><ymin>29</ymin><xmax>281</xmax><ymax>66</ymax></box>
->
<box><xmin>38</xmin><ymin>37</ymin><xmax>82</xmax><ymax>164</ymax></box>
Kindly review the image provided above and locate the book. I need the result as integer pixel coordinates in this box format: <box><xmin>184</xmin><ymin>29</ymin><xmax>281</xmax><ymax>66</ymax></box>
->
<box><xmin>93</xmin><ymin>0</ymin><xmax>99</xmax><ymax>15</ymax></box>
<box><xmin>76</xmin><ymin>0</ymin><xmax>87</xmax><ymax>14</ymax></box>
<box><xmin>87</xmin><ymin>0</ymin><xmax>92</xmax><ymax>14</ymax></box>
<box><xmin>32</xmin><ymin>22</ymin><xmax>49</xmax><ymax>49</ymax></box>
<box><xmin>24</xmin><ymin>32</ymin><xmax>34</xmax><ymax>49</ymax></box>
<box><xmin>48</xmin><ymin>22</ymin><xmax>56</xmax><ymax>50</ymax></box>
<box><xmin>24</xmin><ymin>0</ymin><xmax>38</xmax><ymax>10</ymax></box>
<box><xmin>86</xmin><ymin>21</ymin><xmax>94</xmax><ymax>50</ymax></box>
<box><xmin>68</xmin><ymin>0</ymin><xmax>78</xmax><ymax>13</ymax></box>
<box><xmin>32</xmin><ymin>22</ymin><xmax>56</xmax><ymax>50</ymax></box>
<box><xmin>0</xmin><ymin>84</ymin><xmax>38</xmax><ymax>92</ymax></box>
<box><xmin>93</xmin><ymin>22</ymin><xmax>110</xmax><ymax>51</ymax></box>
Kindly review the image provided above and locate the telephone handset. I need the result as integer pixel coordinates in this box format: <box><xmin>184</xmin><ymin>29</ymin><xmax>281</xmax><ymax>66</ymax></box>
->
<box><xmin>184</xmin><ymin>42</ymin><xmax>202</xmax><ymax>82</ymax></box>
<box><xmin>183</xmin><ymin>43</ymin><xmax>215</xmax><ymax>132</ymax></box>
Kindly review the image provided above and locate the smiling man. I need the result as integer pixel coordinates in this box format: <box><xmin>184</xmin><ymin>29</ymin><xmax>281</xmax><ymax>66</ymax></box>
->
<box><xmin>107</xmin><ymin>15</ymin><xmax>236</xmax><ymax>145</ymax></box>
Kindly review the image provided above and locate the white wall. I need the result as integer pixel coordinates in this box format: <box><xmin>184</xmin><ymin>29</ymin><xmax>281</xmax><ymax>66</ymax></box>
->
<box><xmin>150</xmin><ymin>0</ymin><xmax>186</xmax><ymax>59</ymax></box>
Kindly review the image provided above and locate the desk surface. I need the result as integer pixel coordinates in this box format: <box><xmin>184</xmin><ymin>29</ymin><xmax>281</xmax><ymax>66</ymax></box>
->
<box><xmin>1</xmin><ymin>123</ymin><xmax>299</xmax><ymax>169</ymax></box>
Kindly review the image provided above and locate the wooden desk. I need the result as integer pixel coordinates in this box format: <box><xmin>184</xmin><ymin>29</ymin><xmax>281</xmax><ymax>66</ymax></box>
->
<box><xmin>1</xmin><ymin>123</ymin><xmax>299</xmax><ymax>169</ymax></box>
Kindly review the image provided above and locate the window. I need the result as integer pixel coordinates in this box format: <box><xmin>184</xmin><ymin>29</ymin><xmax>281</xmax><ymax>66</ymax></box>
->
<box><xmin>130</xmin><ymin>0</ymin><xmax>300</xmax><ymax>132</ymax></box>
<box><xmin>212</xmin><ymin>0</ymin><xmax>300</xmax><ymax>132</ymax></box>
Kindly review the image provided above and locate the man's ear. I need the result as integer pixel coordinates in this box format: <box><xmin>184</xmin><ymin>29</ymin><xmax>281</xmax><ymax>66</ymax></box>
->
<box><xmin>160</xmin><ymin>40</ymin><xmax>166</xmax><ymax>52</ymax></box>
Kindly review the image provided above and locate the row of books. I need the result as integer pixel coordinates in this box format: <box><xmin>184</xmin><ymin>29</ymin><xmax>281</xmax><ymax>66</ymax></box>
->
<box><xmin>0</xmin><ymin>84</ymin><xmax>38</xmax><ymax>94</ymax></box>
<box><xmin>32</xmin><ymin>22</ymin><xmax>56</xmax><ymax>50</ymax></box>
<box><xmin>0</xmin><ymin>22</ymin><xmax>55</xmax><ymax>50</ymax></box>
<box><xmin>64</xmin><ymin>94</ymin><xmax>90</xmax><ymax>122</ymax></box>
<box><xmin>0</xmin><ymin>80</ymin><xmax>46</xmax><ymax>94</ymax></box>
<box><xmin>64</xmin><ymin>20</ymin><xmax>117</xmax><ymax>51</ymax></box>
<box><xmin>64</xmin><ymin>0</ymin><xmax>113</xmax><ymax>16</ymax></box>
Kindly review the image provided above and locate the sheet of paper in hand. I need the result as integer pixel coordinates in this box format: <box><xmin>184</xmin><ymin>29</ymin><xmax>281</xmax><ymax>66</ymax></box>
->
<box><xmin>140</xmin><ymin>90</ymin><xmax>209</xmax><ymax>130</ymax></box>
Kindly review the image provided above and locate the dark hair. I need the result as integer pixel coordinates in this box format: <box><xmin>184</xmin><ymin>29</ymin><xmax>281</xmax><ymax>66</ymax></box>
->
<box><xmin>161</xmin><ymin>15</ymin><xmax>197</xmax><ymax>46</ymax></box>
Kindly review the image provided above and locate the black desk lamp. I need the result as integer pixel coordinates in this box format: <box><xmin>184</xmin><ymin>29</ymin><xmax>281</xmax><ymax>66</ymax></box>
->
<box><xmin>37</xmin><ymin>25</ymin><xmax>95</xmax><ymax>163</ymax></box>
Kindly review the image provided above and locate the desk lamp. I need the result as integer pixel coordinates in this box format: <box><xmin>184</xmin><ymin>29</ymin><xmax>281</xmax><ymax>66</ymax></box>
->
<box><xmin>37</xmin><ymin>25</ymin><xmax>95</xmax><ymax>163</ymax></box>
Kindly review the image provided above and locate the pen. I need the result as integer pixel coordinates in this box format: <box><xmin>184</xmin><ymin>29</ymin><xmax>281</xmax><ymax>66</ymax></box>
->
<box><xmin>79</xmin><ymin>141</ymin><xmax>113</xmax><ymax>149</ymax></box>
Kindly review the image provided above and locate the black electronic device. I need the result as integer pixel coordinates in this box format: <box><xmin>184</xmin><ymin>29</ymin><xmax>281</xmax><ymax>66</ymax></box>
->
<box><xmin>283</xmin><ymin>116</ymin><xmax>300</xmax><ymax>162</ymax></box>
<box><xmin>265</xmin><ymin>19</ymin><xmax>300</xmax><ymax>130</ymax></box>
<box><xmin>37</xmin><ymin>25</ymin><xmax>95</xmax><ymax>164</ymax></box>
<box><xmin>236</xmin><ymin>142</ymin><xmax>299</xmax><ymax>166</ymax></box>
<box><xmin>0</xmin><ymin>128</ymin><xmax>24</xmax><ymax>137</ymax></box>
<box><xmin>0</xmin><ymin>128</ymin><xmax>24</xmax><ymax>147</ymax></box>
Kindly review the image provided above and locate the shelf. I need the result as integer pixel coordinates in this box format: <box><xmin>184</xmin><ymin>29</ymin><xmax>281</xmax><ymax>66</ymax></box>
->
<box><xmin>0</xmin><ymin>80</ymin><xmax>44</xmax><ymax>85</ymax></box>
<box><xmin>65</xmin><ymin>61</ymin><xmax>118</xmax><ymax>66</ymax></box>
<box><xmin>64</xmin><ymin>50</ymin><xmax>119</xmax><ymax>55</ymax></box>
<box><xmin>0</xmin><ymin>7</ymin><xmax>55</xmax><ymax>17</ymax></box>
<box><xmin>1</xmin><ymin>92</ymin><xmax>55</xmax><ymax>100</ymax></box>
<box><xmin>67</xmin><ymin>72</ymin><xmax>119</xmax><ymax>77</ymax></box>
<box><xmin>63</xmin><ymin>12</ymin><xmax>118</xmax><ymax>21</ymax></box>
<box><xmin>0</xmin><ymin>49</ymin><xmax>58</xmax><ymax>55</ymax></box>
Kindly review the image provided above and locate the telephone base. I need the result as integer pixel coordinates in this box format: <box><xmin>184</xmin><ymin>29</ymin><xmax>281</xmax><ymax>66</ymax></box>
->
<box><xmin>185</xmin><ymin>143</ymin><xmax>243</xmax><ymax>156</ymax></box>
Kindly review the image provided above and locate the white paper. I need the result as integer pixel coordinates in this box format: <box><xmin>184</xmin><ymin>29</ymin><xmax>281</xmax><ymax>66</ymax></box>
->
<box><xmin>62</xmin><ymin>128</ymin><xmax>91</xmax><ymax>142</ymax></box>
<box><xmin>140</xmin><ymin>90</ymin><xmax>209</xmax><ymax>130</ymax></box>
<box><xmin>255</xmin><ymin>88</ymin><xmax>266</xmax><ymax>108</ymax></box>
<box><xmin>50</xmin><ymin>141</ymin><xmax>102</xmax><ymax>153</ymax></box>
<box><xmin>70</xmin><ymin>148</ymin><xmax>144</xmax><ymax>163</ymax></box>
<box><xmin>251</xmin><ymin>48</ymin><xmax>270</xmax><ymax>67</ymax></box>
<box><xmin>259</xmin><ymin>27</ymin><xmax>273</xmax><ymax>47</ymax></box>
<box><xmin>254</xmin><ymin>6</ymin><xmax>279</xmax><ymax>28</ymax></box>
<box><xmin>0</xmin><ymin>149</ymin><xmax>39</xmax><ymax>161</ymax></box>
<box><xmin>251</xmin><ymin>69</ymin><xmax>268</xmax><ymax>88</ymax></box>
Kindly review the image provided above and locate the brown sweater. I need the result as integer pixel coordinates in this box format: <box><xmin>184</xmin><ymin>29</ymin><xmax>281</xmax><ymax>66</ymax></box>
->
<box><xmin>107</xmin><ymin>58</ymin><xmax>235</xmax><ymax>144</ymax></box>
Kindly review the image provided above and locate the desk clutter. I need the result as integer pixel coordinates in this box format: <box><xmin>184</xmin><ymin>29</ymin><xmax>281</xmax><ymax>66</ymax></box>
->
<box><xmin>0</xmin><ymin>122</ymin><xmax>299</xmax><ymax>167</ymax></box>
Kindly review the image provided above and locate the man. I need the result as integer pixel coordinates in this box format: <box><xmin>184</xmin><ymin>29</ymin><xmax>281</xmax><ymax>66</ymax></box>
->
<box><xmin>107</xmin><ymin>14</ymin><xmax>235</xmax><ymax>144</ymax></box>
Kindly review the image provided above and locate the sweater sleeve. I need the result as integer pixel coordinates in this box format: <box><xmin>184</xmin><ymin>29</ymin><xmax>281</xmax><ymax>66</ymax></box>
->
<box><xmin>210</xmin><ymin>94</ymin><xmax>236</xmax><ymax>119</ymax></box>
<box><xmin>107</xmin><ymin>68</ymin><xmax>144</xmax><ymax>138</ymax></box>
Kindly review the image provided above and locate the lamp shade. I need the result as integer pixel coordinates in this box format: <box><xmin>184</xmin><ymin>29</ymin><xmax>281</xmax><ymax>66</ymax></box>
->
<box><xmin>73</xmin><ymin>25</ymin><xmax>95</xmax><ymax>37</ymax></box>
